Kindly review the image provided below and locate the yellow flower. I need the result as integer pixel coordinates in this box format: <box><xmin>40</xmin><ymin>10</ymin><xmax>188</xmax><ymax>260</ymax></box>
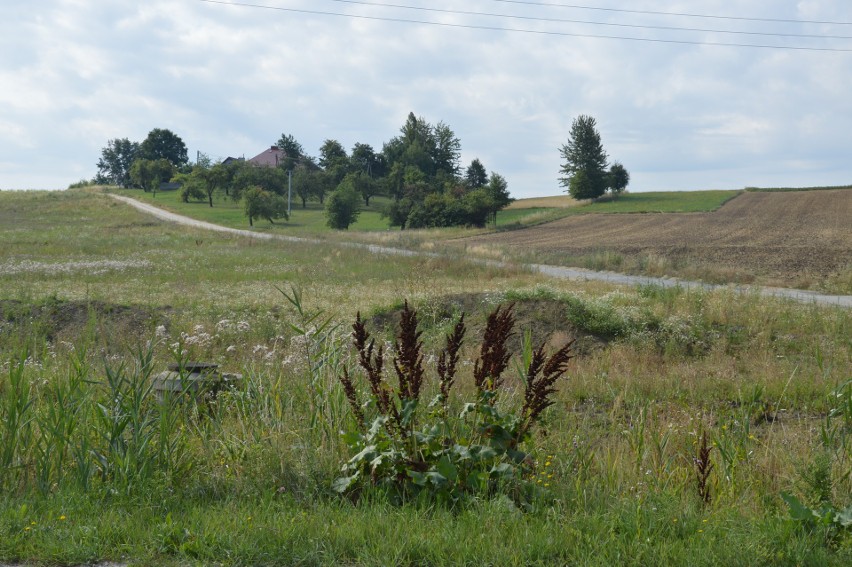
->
<box><xmin>59</xmin><ymin>515</ymin><xmax>66</xmax><ymax>521</ymax></box>
<box><xmin>30</xmin><ymin>521</ymin><xmax>36</xmax><ymax>526</ymax></box>
<box><xmin>698</xmin><ymin>529</ymin><xmax>704</xmax><ymax>533</ymax></box>
<box><xmin>543</xmin><ymin>483</ymin><xmax>550</xmax><ymax>487</ymax></box>
<box><xmin>24</xmin><ymin>527</ymin><xmax>30</xmax><ymax>532</ymax></box>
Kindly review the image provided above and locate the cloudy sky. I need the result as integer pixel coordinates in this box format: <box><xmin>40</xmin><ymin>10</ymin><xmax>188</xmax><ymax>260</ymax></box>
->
<box><xmin>1</xmin><ymin>0</ymin><xmax>850</xmax><ymax>197</ymax></box>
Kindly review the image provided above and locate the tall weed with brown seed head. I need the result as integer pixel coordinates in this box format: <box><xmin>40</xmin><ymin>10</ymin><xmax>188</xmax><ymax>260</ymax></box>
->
<box><xmin>334</xmin><ymin>301</ymin><xmax>573</xmax><ymax>507</ymax></box>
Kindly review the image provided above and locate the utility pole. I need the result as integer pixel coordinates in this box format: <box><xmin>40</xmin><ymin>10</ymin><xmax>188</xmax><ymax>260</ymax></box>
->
<box><xmin>287</xmin><ymin>169</ymin><xmax>292</xmax><ymax>217</ymax></box>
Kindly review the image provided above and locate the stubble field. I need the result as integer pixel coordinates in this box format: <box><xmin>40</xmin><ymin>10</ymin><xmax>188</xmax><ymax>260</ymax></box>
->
<box><xmin>463</xmin><ymin>189</ymin><xmax>852</xmax><ymax>290</ymax></box>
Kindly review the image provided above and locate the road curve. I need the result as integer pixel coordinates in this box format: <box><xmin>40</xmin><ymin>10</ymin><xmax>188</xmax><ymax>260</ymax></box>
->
<box><xmin>109</xmin><ymin>194</ymin><xmax>852</xmax><ymax>308</ymax></box>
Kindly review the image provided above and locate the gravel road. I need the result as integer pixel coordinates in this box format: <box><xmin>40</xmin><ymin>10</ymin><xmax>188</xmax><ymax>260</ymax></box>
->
<box><xmin>109</xmin><ymin>194</ymin><xmax>852</xmax><ymax>308</ymax></box>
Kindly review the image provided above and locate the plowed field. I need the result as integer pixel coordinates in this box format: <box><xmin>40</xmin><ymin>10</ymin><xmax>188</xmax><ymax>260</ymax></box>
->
<box><xmin>464</xmin><ymin>189</ymin><xmax>852</xmax><ymax>285</ymax></box>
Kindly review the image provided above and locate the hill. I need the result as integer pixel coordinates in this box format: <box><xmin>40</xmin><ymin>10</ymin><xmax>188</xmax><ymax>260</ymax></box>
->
<box><xmin>464</xmin><ymin>188</ymin><xmax>852</xmax><ymax>291</ymax></box>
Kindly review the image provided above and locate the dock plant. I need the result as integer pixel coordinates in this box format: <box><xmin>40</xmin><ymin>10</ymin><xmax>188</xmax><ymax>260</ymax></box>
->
<box><xmin>334</xmin><ymin>301</ymin><xmax>573</xmax><ymax>506</ymax></box>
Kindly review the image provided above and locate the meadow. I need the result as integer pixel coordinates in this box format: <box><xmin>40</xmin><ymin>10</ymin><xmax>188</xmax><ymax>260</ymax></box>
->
<box><xmin>0</xmin><ymin>189</ymin><xmax>850</xmax><ymax>565</ymax></box>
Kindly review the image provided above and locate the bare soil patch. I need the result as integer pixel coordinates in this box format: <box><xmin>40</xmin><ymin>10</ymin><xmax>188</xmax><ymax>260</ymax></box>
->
<box><xmin>465</xmin><ymin>189</ymin><xmax>852</xmax><ymax>286</ymax></box>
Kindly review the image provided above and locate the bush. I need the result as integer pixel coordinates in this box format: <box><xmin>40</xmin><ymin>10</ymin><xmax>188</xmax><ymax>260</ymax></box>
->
<box><xmin>333</xmin><ymin>302</ymin><xmax>574</xmax><ymax>506</ymax></box>
<box><xmin>325</xmin><ymin>181</ymin><xmax>361</xmax><ymax>229</ymax></box>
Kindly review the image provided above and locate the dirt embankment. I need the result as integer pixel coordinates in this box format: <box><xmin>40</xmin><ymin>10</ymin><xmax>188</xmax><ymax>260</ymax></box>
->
<box><xmin>465</xmin><ymin>190</ymin><xmax>852</xmax><ymax>284</ymax></box>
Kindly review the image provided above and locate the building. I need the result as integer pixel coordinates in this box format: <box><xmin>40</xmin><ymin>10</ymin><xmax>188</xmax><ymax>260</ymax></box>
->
<box><xmin>247</xmin><ymin>146</ymin><xmax>287</xmax><ymax>167</ymax></box>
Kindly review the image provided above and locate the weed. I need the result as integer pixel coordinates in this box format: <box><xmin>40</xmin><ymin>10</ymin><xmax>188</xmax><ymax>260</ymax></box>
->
<box><xmin>334</xmin><ymin>301</ymin><xmax>573</xmax><ymax>506</ymax></box>
<box><xmin>694</xmin><ymin>431</ymin><xmax>713</xmax><ymax>505</ymax></box>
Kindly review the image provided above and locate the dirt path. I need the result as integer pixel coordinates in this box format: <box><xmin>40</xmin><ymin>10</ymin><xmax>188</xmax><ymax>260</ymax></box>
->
<box><xmin>109</xmin><ymin>194</ymin><xmax>852</xmax><ymax>308</ymax></box>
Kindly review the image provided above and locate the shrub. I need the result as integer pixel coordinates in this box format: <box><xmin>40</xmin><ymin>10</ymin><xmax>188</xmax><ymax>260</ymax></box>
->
<box><xmin>333</xmin><ymin>301</ymin><xmax>574</xmax><ymax>506</ymax></box>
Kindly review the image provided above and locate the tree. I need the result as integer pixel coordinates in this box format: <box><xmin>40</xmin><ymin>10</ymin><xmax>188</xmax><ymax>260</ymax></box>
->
<box><xmin>174</xmin><ymin>163</ymin><xmax>228</xmax><ymax>206</ymax></box>
<box><xmin>350</xmin><ymin>142</ymin><xmax>383</xmax><ymax>178</ymax></box>
<box><xmin>276</xmin><ymin>133</ymin><xmax>305</xmax><ymax>170</ymax></box>
<box><xmin>231</xmin><ymin>164</ymin><xmax>288</xmax><ymax>202</ymax></box>
<box><xmin>347</xmin><ymin>171</ymin><xmax>381</xmax><ymax>207</ymax></box>
<box><xmin>292</xmin><ymin>167</ymin><xmax>323</xmax><ymax>208</ymax></box>
<box><xmin>96</xmin><ymin>138</ymin><xmax>139</xmax><ymax>187</ymax></box>
<box><xmin>465</xmin><ymin>158</ymin><xmax>488</xmax><ymax>189</ymax></box>
<box><xmin>431</xmin><ymin>121</ymin><xmax>462</xmax><ymax>177</ymax></box>
<box><xmin>325</xmin><ymin>179</ymin><xmax>361</xmax><ymax>230</ymax></box>
<box><xmin>319</xmin><ymin>139</ymin><xmax>349</xmax><ymax>187</ymax></box>
<box><xmin>484</xmin><ymin>172</ymin><xmax>514</xmax><ymax>225</ymax></box>
<box><xmin>567</xmin><ymin>170</ymin><xmax>597</xmax><ymax>201</ymax></box>
<box><xmin>276</xmin><ymin>133</ymin><xmax>304</xmax><ymax>159</ymax></box>
<box><xmin>559</xmin><ymin>115</ymin><xmax>608</xmax><ymax>200</ymax></box>
<box><xmin>129</xmin><ymin>158</ymin><xmax>175</xmax><ymax>195</ymax></box>
<box><xmin>138</xmin><ymin>128</ymin><xmax>189</xmax><ymax>168</ymax></box>
<box><xmin>243</xmin><ymin>186</ymin><xmax>288</xmax><ymax>227</ymax></box>
<box><xmin>607</xmin><ymin>162</ymin><xmax>630</xmax><ymax>199</ymax></box>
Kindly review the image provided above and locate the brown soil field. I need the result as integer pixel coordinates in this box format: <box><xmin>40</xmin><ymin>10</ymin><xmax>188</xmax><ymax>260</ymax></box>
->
<box><xmin>463</xmin><ymin>189</ymin><xmax>852</xmax><ymax>286</ymax></box>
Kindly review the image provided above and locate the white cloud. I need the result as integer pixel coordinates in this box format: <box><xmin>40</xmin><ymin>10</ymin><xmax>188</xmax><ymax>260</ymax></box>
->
<box><xmin>0</xmin><ymin>0</ymin><xmax>850</xmax><ymax>193</ymax></box>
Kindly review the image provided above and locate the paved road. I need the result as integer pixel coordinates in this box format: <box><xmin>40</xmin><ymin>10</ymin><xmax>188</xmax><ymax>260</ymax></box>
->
<box><xmin>110</xmin><ymin>194</ymin><xmax>852</xmax><ymax>308</ymax></box>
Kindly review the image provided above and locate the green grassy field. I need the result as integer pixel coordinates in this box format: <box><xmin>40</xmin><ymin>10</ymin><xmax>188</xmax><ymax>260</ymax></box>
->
<box><xmin>0</xmin><ymin>189</ymin><xmax>850</xmax><ymax>565</ymax></box>
<box><xmin>114</xmin><ymin>187</ymin><xmax>395</xmax><ymax>234</ymax></box>
<box><xmin>113</xmin><ymin>187</ymin><xmax>743</xmax><ymax>238</ymax></box>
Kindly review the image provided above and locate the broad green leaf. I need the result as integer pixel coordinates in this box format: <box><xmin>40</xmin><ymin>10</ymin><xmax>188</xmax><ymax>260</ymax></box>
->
<box><xmin>332</xmin><ymin>474</ymin><xmax>357</xmax><ymax>493</ymax></box>
<box><xmin>781</xmin><ymin>492</ymin><xmax>814</xmax><ymax>523</ymax></box>
<box><xmin>835</xmin><ymin>504</ymin><xmax>852</xmax><ymax>528</ymax></box>
<box><xmin>437</xmin><ymin>455</ymin><xmax>458</xmax><ymax>482</ymax></box>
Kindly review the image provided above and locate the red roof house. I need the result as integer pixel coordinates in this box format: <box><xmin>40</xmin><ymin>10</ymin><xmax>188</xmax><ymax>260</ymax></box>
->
<box><xmin>248</xmin><ymin>146</ymin><xmax>287</xmax><ymax>167</ymax></box>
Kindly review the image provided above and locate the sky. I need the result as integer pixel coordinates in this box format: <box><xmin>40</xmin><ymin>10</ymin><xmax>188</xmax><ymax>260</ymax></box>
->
<box><xmin>1</xmin><ymin>0</ymin><xmax>851</xmax><ymax>197</ymax></box>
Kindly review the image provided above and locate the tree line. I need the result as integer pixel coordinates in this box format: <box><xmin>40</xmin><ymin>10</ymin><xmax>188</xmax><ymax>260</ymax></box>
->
<box><xmin>94</xmin><ymin>114</ymin><xmax>513</xmax><ymax>230</ymax></box>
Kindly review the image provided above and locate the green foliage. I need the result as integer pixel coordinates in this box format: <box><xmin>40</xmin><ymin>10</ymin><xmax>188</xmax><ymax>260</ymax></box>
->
<box><xmin>275</xmin><ymin>133</ymin><xmax>305</xmax><ymax>168</ymax></box>
<box><xmin>325</xmin><ymin>180</ymin><xmax>362</xmax><ymax>230</ymax></box>
<box><xmin>129</xmin><ymin>158</ymin><xmax>176</xmax><ymax>194</ymax></box>
<box><xmin>96</xmin><ymin>138</ymin><xmax>139</xmax><ymax>187</ymax></box>
<box><xmin>559</xmin><ymin>115</ymin><xmax>609</xmax><ymax>200</ymax></box>
<box><xmin>334</xmin><ymin>302</ymin><xmax>573</xmax><ymax>506</ymax></box>
<box><xmin>242</xmin><ymin>186</ymin><xmax>288</xmax><ymax>227</ymax></box>
<box><xmin>231</xmin><ymin>163</ymin><xmax>288</xmax><ymax>202</ymax></box>
<box><xmin>137</xmin><ymin>128</ymin><xmax>189</xmax><ymax>168</ymax></box>
<box><xmin>465</xmin><ymin>158</ymin><xmax>488</xmax><ymax>189</ymax></box>
<box><xmin>782</xmin><ymin>493</ymin><xmax>852</xmax><ymax>534</ymax></box>
<box><xmin>607</xmin><ymin>161</ymin><xmax>630</xmax><ymax>198</ymax></box>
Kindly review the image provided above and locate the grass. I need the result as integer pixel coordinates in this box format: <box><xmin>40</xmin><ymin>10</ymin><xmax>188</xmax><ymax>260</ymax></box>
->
<box><xmin>485</xmin><ymin>190</ymin><xmax>742</xmax><ymax>234</ymax></box>
<box><xmin>1</xmin><ymin>189</ymin><xmax>851</xmax><ymax>565</ymax></box>
<box><xmin>112</xmin><ymin>187</ymin><xmax>395</xmax><ymax>235</ymax></box>
<box><xmin>745</xmin><ymin>184</ymin><xmax>852</xmax><ymax>193</ymax></box>
<box><xmin>573</xmin><ymin>190</ymin><xmax>741</xmax><ymax>214</ymax></box>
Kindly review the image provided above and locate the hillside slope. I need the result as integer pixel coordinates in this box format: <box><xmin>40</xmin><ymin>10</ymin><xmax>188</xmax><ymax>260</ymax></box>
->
<box><xmin>464</xmin><ymin>189</ymin><xmax>852</xmax><ymax>285</ymax></box>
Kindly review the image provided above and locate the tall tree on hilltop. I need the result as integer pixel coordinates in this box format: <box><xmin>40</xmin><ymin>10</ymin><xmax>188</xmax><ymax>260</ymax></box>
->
<box><xmin>558</xmin><ymin>115</ymin><xmax>608</xmax><ymax>200</ymax></box>
<box><xmin>137</xmin><ymin>128</ymin><xmax>189</xmax><ymax>168</ymax></box>
<box><xmin>96</xmin><ymin>138</ymin><xmax>139</xmax><ymax>187</ymax></box>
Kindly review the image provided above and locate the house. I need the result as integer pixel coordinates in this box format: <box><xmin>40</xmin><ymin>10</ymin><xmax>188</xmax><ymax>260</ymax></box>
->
<box><xmin>221</xmin><ymin>156</ymin><xmax>244</xmax><ymax>166</ymax></box>
<box><xmin>247</xmin><ymin>146</ymin><xmax>287</xmax><ymax>167</ymax></box>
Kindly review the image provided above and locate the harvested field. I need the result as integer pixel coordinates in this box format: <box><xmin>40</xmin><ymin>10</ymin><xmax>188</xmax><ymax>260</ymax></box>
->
<box><xmin>463</xmin><ymin>189</ymin><xmax>852</xmax><ymax>286</ymax></box>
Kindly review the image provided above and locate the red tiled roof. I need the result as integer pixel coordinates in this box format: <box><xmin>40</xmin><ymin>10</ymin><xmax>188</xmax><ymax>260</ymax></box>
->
<box><xmin>248</xmin><ymin>146</ymin><xmax>287</xmax><ymax>167</ymax></box>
